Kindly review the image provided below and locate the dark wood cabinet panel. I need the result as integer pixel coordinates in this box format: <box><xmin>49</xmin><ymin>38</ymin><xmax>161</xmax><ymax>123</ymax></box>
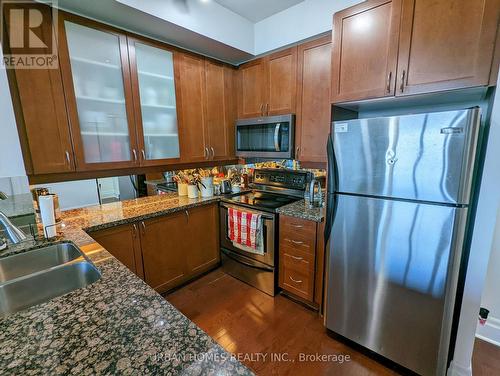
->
<box><xmin>267</xmin><ymin>47</ymin><xmax>297</xmax><ymax>115</ymax></box>
<box><xmin>177</xmin><ymin>53</ymin><xmax>208</xmax><ymax>162</ymax></box>
<box><xmin>185</xmin><ymin>204</ymin><xmax>220</xmax><ymax>275</ymax></box>
<box><xmin>296</xmin><ymin>36</ymin><xmax>331</xmax><ymax>164</ymax></box>
<box><xmin>204</xmin><ymin>62</ymin><xmax>236</xmax><ymax>160</ymax></box>
<box><xmin>3</xmin><ymin>3</ymin><xmax>74</xmax><ymax>174</ymax></box>
<box><xmin>141</xmin><ymin>212</ymin><xmax>187</xmax><ymax>292</ymax></box>
<box><xmin>237</xmin><ymin>58</ymin><xmax>267</xmax><ymax>118</ymax></box>
<box><xmin>90</xmin><ymin>223</ymin><xmax>144</xmax><ymax>279</ymax></box>
<box><xmin>397</xmin><ymin>0</ymin><xmax>500</xmax><ymax>96</ymax></box>
<box><xmin>331</xmin><ymin>0</ymin><xmax>402</xmax><ymax>103</ymax></box>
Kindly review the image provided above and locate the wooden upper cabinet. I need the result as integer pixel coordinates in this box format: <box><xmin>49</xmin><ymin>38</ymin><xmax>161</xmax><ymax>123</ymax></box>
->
<box><xmin>58</xmin><ymin>14</ymin><xmax>139</xmax><ymax>171</ymax></box>
<box><xmin>296</xmin><ymin>36</ymin><xmax>332</xmax><ymax>164</ymax></box>
<box><xmin>267</xmin><ymin>47</ymin><xmax>298</xmax><ymax>115</ymax></box>
<box><xmin>238</xmin><ymin>47</ymin><xmax>297</xmax><ymax>118</ymax></box>
<box><xmin>127</xmin><ymin>37</ymin><xmax>182</xmax><ymax>166</ymax></box>
<box><xmin>177</xmin><ymin>53</ymin><xmax>208</xmax><ymax>162</ymax></box>
<box><xmin>3</xmin><ymin>3</ymin><xmax>74</xmax><ymax>174</ymax></box>
<box><xmin>331</xmin><ymin>0</ymin><xmax>401</xmax><ymax>103</ymax></box>
<box><xmin>204</xmin><ymin>61</ymin><xmax>236</xmax><ymax>160</ymax></box>
<box><xmin>90</xmin><ymin>223</ymin><xmax>144</xmax><ymax>279</ymax></box>
<box><xmin>397</xmin><ymin>0</ymin><xmax>500</xmax><ymax>96</ymax></box>
<box><xmin>238</xmin><ymin>58</ymin><xmax>267</xmax><ymax>118</ymax></box>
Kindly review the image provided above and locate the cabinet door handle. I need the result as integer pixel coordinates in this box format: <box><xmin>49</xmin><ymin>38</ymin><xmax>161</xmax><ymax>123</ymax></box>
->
<box><xmin>65</xmin><ymin>150</ymin><xmax>71</xmax><ymax>166</ymax></box>
<box><xmin>290</xmin><ymin>239</ymin><xmax>304</xmax><ymax>245</ymax></box>
<box><xmin>296</xmin><ymin>147</ymin><xmax>300</xmax><ymax>159</ymax></box>
<box><xmin>265</xmin><ymin>103</ymin><xmax>269</xmax><ymax>115</ymax></box>
<box><xmin>204</xmin><ymin>147</ymin><xmax>209</xmax><ymax>160</ymax></box>
<box><xmin>132</xmin><ymin>223</ymin><xmax>138</xmax><ymax>238</ymax></box>
<box><xmin>260</xmin><ymin>103</ymin><xmax>264</xmax><ymax>116</ymax></box>
<box><xmin>140</xmin><ymin>221</ymin><xmax>146</xmax><ymax>235</ymax></box>
<box><xmin>290</xmin><ymin>255</ymin><xmax>303</xmax><ymax>261</ymax></box>
<box><xmin>400</xmin><ymin>70</ymin><xmax>406</xmax><ymax>93</ymax></box>
<box><xmin>185</xmin><ymin>210</ymin><xmax>189</xmax><ymax>222</ymax></box>
<box><xmin>386</xmin><ymin>71</ymin><xmax>392</xmax><ymax>93</ymax></box>
<box><xmin>289</xmin><ymin>276</ymin><xmax>303</xmax><ymax>284</ymax></box>
<box><xmin>210</xmin><ymin>146</ymin><xmax>215</xmax><ymax>159</ymax></box>
<box><xmin>132</xmin><ymin>149</ymin><xmax>137</xmax><ymax>162</ymax></box>
<box><xmin>290</xmin><ymin>224</ymin><xmax>303</xmax><ymax>228</ymax></box>
<box><xmin>141</xmin><ymin>149</ymin><xmax>146</xmax><ymax>161</ymax></box>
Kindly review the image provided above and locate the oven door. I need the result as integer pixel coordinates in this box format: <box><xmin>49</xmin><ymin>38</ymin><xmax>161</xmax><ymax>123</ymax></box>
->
<box><xmin>219</xmin><ymin>203</ymin><xmax>275</xmax><ymax>267</ymax></box>
<box><xmin>235</xmin><ymin>114</ymin><xmax>295</xmax><ymax>159</ymax></box>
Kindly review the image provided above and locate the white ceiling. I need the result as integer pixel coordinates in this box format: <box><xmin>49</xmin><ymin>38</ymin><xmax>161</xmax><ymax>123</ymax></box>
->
<box><xmin>214</xmin><ymin>0</ymin><xmax>304</xmax><ymax>22</ymax></box>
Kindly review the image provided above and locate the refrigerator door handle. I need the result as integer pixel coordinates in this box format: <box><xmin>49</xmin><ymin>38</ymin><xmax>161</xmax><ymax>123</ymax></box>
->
<box><xmin>325</xmin><ymin>133</ymin><xmax>338</xmax><ymax>244</ymax></box>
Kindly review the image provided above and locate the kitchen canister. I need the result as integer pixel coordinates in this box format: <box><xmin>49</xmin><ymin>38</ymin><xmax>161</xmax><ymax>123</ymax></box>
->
<box><xmin>187</xmin><ymin>184</ymin><xmax>199</xmax><ymax>199</ymax></box>
<box><xmin>177</xmin><ymin>183</ymin><xmax>188</xmax><ymax>196</ymax></box>
<box><xmin>200</xmin><ymin>177</ymin><xmax>214</xmax><ymax>197</ymax></box>
<box><xmin>39</xmin><ymin>195</ymin><xmax>56</xmax><ymax>239</ymax></box>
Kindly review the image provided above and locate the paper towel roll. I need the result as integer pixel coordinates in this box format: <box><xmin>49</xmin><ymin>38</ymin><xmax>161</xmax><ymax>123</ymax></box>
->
<box><xmin>39</xmin><ymin>195</ymin><xmax>56</xmax><ymax>238</ymax></box>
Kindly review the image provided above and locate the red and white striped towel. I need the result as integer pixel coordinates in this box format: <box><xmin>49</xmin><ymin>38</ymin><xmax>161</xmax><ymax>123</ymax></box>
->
<box><xmin>228</xmin><ymin>207</ymin><xmax>263</xmax><ymax>253</ymax></box>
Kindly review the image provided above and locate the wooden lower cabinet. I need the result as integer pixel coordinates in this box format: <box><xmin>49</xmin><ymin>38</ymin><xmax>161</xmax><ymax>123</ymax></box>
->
<box><xmin>279</xmin><ymin>215</ymin><xmax>325</xmax><ymax>307</ymax></box>
<box><xmin>185</xmin><ymin>205</ymin><xmax>220</xmax><ymax>275</ymax></box>
<box><xmin>90</xmin><ymin>223</ymin><xmax>144</xmax><ymax>279</ymax></box>
<box><xmin>90</xmin><ymin>204</ymin><xmax>220</xmax><ymax>294</ymax></box>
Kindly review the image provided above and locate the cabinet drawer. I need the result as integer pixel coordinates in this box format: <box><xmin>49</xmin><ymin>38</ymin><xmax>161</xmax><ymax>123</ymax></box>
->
<box><xmin>280</xmin><ymin>215</ymin><xmax>316</xmax><ymax>236</ymax></box>
<box><xmin>280</xmin><ymin>262</ymin><xmax>313</xmax><ymax>300</ymax></box>
<box><xmin>280</xmin><ymin>233</ymin><xmax>315</xmax><ymax>254</ymax></box>
<box><xmin>280</xmin><ymin>246</ymin><xmax>314</xmax><ymax>265</ymax></box>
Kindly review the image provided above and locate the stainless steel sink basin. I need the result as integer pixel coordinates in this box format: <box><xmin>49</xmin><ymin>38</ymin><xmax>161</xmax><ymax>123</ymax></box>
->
<box><xmin>0</xmin><ymin>243</ymin><xmax>82</xmax><ymax>283</ymax></box>
<box><xmin>0</xmin><ymin>243</ymin><xmax>101</xmax><ymax>317</ymax></box>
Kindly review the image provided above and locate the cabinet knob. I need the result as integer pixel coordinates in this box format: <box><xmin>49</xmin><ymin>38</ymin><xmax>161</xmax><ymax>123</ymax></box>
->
<box><xmin>400</xmin><ymin>70</ymin><xmax>406</xmax><ymax>93</ymax></box>
<box><xmin>65</xmin><ymin>150</ymin><xmax>71</xmax><ymax>166</ymax></box>
<box><xmin>289</xmin><ymin>276</ymin><xmax>303</xmax><ymax>284</ymax></box>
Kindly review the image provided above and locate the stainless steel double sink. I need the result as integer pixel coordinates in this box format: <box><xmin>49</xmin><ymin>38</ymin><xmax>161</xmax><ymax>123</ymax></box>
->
<box><xmin>0</xmin><ymin>243</ymin><xmax>101</xmax><ymax>317</ymax></box>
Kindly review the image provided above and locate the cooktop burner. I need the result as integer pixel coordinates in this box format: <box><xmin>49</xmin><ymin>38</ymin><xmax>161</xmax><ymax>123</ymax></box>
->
<box><xmin>225</xmin><ymin>191</ymin><xmax>301</xmax><ymax>212</ymax></box>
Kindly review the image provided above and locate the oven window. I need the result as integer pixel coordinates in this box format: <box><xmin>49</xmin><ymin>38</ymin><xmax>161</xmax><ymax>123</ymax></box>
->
<box><xmin>236</xmin><ymin>123</ymin><xmax>290</xmax><ymax>152</ymax></box>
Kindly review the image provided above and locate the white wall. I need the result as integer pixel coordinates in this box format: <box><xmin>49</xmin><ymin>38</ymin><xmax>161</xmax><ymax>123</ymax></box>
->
<box><xmin>476</xmin><ymin>208</ymin><xmax>500</xmax><ymax>345</ymax></box>
<box><xmin>254</xmin><ymin>0</ymin><xmax>362</xmax><ymax>54</ymax></box>
<box><xmin>448</xmin><ymin>72</ymin><xmax>500</xmax><ymax>376</ymax></box>
<box><xmin>0</xmin><ymin>49</ymin><xmax>26</xmax><ymax>178</ymax></box>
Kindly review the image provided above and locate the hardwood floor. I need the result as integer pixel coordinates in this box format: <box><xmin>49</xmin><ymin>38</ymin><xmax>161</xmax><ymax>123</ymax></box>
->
<box><xmin>167</xmin><ymin>269</ymin><xmax>500</xmax><ymax>375</ymax></box>
<box><xmin>166</xmin><ymin>269</ymin><xmax>399</xmax><ymax>375</ymax></box>
<box><xmin>473</xmin><ymin>338</ymin><xmax>500</xmax><ymax>376</ymax></box>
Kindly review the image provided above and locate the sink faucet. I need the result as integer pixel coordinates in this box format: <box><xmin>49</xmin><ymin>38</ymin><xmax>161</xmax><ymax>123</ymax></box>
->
<box><xmin>0</xmin><ymin>210</ymin><xmax>27</xmax><ymax>246</ymax></box>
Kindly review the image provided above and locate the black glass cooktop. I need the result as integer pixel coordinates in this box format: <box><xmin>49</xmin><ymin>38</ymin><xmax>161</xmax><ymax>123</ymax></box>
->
<box><xmin>225</xmin><ymin>191</ymin><xmax>301</xmax><ymax>212</ymax></box>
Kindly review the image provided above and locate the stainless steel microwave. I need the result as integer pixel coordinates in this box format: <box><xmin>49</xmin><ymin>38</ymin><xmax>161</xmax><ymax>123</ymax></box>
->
<box><xmin>235</xmin><ymin>114</ymin><xmax>295</xmax><ymax>159</ymax></box>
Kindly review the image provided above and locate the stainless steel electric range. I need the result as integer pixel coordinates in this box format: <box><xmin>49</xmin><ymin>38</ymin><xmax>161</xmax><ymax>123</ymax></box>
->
<box><xmin>219</xmin><ymin>169</ymin><xmax>311</xmax><ymax>296</ymax></box>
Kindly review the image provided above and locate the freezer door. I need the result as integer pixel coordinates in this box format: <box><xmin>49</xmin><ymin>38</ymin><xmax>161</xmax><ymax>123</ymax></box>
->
<box><xmin>325</xmin><ymin>194</ymin><xmax>467</xmax><ymax>376</ymax></box>
<box><xmin>332</xmin><ymin>108</ymin><xmax>480</xmax><ymax>204</ymax></box>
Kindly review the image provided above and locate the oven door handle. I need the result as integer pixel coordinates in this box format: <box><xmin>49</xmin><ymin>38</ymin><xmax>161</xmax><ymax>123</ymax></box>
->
<box><xmin>274</xmin><ymin>123</ymin><xmax>281</xmax><ymax>152</ymax></box>
<box><xmin>220</xmin><ymin>202</ymin><xmax>275</xmax><ymax>220</ymax></box>
<box><xmin>221</xmin><ymin>249</ymin><xmax>274</xmax><ymax>272</ymax></box>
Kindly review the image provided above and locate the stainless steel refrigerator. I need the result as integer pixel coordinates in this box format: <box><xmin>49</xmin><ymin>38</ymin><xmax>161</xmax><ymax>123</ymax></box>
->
<box><xmin>324</xmin><ymin>108</ymin><xmax>481</xmax><ymax>376</ymax></box>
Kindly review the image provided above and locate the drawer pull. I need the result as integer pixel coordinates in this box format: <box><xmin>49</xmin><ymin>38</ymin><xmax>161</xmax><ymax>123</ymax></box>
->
<box><xmin>290</xmin><ymin>224</ymin><xmax>303</xmax><ymax>228</ymax></box>
<box><xmin>290</xmin><ymin>255</ymin><xmax>303</xmax><ymax>261</ymax></box>
<box><xmin>290</xmin><ymin>239</ymin><xmax>304</xmax><ymax>245</ymax></box>
<box><xmin>289</xmin><ymin>276</ymin><xmax>303</xmax><ymax>284</ymax></box>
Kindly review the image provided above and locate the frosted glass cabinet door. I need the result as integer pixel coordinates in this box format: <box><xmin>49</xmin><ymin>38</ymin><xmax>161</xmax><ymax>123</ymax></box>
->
<box><xmin>129</xmin><ymin>39</ymin><xmax>181</xmax><ymax>164</ymax></box>
<box><xmin>63</xmin><ymin>21</ymin><xmax>136</xmax><ymax>167</ymax></box>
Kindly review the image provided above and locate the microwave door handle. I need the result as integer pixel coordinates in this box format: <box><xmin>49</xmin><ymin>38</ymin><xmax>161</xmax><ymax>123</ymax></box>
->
<box><xmin>274</xmin><ymin>123</ymin><xmax>281</xmax><ymax>152</ymax></box>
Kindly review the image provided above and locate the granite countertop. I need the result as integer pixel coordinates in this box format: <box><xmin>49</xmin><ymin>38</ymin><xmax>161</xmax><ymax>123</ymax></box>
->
<box><xmin>0</xmin><ymin>193</ymin><xmax>253</xmax><ymax>375</ymax></box>
<box><xmin>277</xmin><ymin>199</ymin><xmax>325</xmax><ymax>222</ymax></box>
